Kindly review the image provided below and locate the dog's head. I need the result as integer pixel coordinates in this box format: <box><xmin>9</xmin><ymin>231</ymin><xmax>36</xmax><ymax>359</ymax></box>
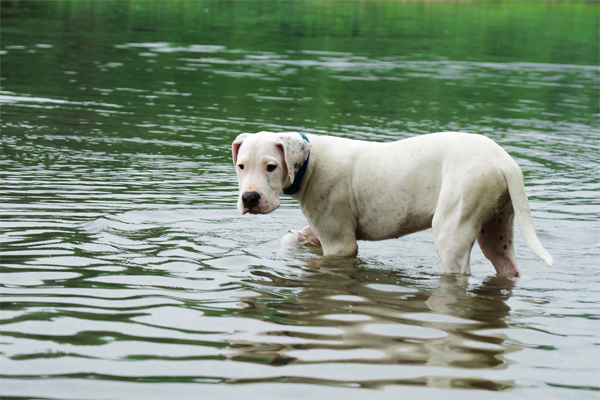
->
<box><xmin>232</xmin><ymin>131</ymin><xmax>310</xmax><ymax>214</ymax></box>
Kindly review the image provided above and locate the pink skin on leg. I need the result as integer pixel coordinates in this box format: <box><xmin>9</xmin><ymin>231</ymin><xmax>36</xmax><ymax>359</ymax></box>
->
<box><xmin>477</xmin><ymin>202</ymin><xmax>522</xmax><ymax>278</ymax></box>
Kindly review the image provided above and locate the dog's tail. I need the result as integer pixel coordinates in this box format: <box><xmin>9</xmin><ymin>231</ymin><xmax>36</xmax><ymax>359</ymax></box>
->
<box><xmin>504</xmin><ymin>163</ymin><xmax>554</xmax><ymax>267</ymax></box>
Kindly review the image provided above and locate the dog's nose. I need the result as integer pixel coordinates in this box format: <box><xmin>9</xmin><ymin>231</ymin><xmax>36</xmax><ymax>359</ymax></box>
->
<box><xmin>242</xmin><ymin>191</ymin><xmax>261</xmax><ymax>209</ymax></box>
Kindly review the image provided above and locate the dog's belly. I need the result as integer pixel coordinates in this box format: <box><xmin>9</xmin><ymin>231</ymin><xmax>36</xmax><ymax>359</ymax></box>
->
<box><xmin>355</xmin><ymin>207</ymin><xmax>434</xmax><ymax>241</ymax></box>
<box><xmin>354</xmin><ymin>190</ymin><xmax>437</xmax><ymax>241</ymax></box>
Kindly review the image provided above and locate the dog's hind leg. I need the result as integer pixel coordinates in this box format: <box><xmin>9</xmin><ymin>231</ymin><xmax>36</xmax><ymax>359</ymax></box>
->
<box><xmin>433</xmin><ymin>218</ymin><xmax>479</xmax><ymax>275</ymax></box>
<box><xmin>477</xmin><ymin>201</ymin><xmax>522</xmax><ymax>278</ymax></box>
<box><xmin>432</xmin><ymin>194</ymin><xmax>480</xmax><ymax>275</ymax></box>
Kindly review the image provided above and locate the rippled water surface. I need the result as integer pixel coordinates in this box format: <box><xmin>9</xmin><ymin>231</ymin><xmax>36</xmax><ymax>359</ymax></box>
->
<box><xmin>1</xmin><ymin>1</ymin><xmax>599</xmax><ymax>399</ymax></box>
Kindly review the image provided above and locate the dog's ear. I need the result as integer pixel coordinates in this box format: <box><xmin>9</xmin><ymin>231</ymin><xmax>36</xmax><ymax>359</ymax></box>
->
<box><xmin>232</xmin><ymin>133</ymin><xmax>249</xmax><ymax>166</ymax></box>
<box><xmin>274</xmin><ymin>132</ymin><xmax>310</xmax><ymax>184</ymax></box>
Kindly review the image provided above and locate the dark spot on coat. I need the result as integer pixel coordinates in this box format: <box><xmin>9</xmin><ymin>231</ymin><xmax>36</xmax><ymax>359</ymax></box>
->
<box><xmin>503</xmin><ymin>244</ymin><xmax>507</xmax><ymax>250</ymax></box>
<box><xmin>493</xmin><ymin>219</ymin><xmax>496</xmax><ymax>223</ymax></box>
<box><xmin>515</xmin><ymin>272</ymin><xmax>520</xmax><ymax>277</ymax></box>
<box><xmin>499</xmin><ymin>235</ymin><xmax>503</xmax><ymax>240</ymax></box>
<box><xmin>509</xmin><ymin>240</ymin><xmax>512</xmax><ymax>245</ymax></box>
<box><xmin>481</xmin><ymin>229</ymin><xmax>485</xmax><ymax>234</ymax></box>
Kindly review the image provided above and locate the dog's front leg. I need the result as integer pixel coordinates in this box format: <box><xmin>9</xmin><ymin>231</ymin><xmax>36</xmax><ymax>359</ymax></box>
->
<box><xmin>304</xmin><ymin>207</ymin><xmax>358</xmax><ymax>257</ymax></box>
<box><xmin>319</xmin><ymin>232</ymin><xmax>358</xmax><ymax>257</ymax></box>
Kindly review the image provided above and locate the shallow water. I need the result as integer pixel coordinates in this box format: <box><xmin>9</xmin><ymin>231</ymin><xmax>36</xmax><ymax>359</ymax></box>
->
<box><xmin>1</xmin><ymin>1</ymin><xmax>599</xmax><ymax>399</ymax></box>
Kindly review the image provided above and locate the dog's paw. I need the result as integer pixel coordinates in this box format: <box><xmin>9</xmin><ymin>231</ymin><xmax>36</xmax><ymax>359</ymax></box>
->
<box><xmin>281</xmin><ymin>229</ymin><xmax>321</xmax><ymax>247</ymax></box>
<box><xmin>281</xmin><ymin>230</ymin><xmax>302</xmax><ymax>247</ymax></box>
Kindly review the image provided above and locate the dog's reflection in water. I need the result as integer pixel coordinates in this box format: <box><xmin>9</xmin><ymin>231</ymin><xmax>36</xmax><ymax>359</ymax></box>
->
<box><xmin>227</xmin><ymin>258</ymin><xmax>519</xmax><ymax>390</ymax></box>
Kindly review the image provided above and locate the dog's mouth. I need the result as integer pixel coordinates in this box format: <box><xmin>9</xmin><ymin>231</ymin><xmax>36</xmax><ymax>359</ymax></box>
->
<box><xmin>239</xmin><ymin>202</ymin><xmax>279</xmax><ymax>215</ymax></box>
<box><xmin>245</xmin><ymin>207</ymin><xmax>270</xmax><ymax>215</ymax></box>
<box><xmin>239</xmin><ymin>204</ymin><xmax>263</xmax><ymax>215</ymax></box>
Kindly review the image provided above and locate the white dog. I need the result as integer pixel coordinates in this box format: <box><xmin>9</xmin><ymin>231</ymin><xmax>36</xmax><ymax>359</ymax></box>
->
<box><xmin>232</xmin><ymin>131</ymin><xmax>553</xmax><ymax>277</ymax></box>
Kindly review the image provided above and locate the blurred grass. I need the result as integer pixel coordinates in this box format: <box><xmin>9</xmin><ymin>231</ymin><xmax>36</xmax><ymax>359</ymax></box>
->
<box><xmin>2</xmin><ymin>0</ymin><xmax>598</xmax><ymax>65</ymax></box>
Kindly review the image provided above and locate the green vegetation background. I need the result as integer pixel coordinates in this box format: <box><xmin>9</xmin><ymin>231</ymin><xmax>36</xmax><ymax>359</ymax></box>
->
<box><xmin>2</xmin><ymin>0</ymin><xmax>598</xmax><ymax>65</ymax></box>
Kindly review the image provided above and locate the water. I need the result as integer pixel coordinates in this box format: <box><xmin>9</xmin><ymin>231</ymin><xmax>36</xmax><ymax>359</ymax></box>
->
<box><xmin>1</xmin><ymin>1</ymin><xmax>599</xmax><ymax>398</ymax></box>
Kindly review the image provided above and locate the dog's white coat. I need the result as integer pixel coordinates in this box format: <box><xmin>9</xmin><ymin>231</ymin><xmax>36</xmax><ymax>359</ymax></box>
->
<box><xmin>232</xmin><ymin>131</ymin><xmax>553</xmax><ymax>277</ymax></box>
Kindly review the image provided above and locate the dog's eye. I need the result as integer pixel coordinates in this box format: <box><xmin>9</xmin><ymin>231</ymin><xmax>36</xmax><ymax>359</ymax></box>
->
<box><xmin>267</xmin><ymin>164</ymin><xmax>277</xmax><ymax>172</ymax></box>
<box><xmin>238</xmin><ymin>164</ymin><xmax>244</xmax><ymax>170</ymax></box>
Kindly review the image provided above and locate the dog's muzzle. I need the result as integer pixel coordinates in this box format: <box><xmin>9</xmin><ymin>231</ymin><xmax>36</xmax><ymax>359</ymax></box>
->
<box><xmin>242</xmin><ymin>191</ymin><xmax>261</xmax><ymax>211</ymax></box>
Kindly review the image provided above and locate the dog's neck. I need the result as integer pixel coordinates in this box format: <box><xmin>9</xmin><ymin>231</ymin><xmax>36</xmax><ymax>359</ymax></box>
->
<box><xmin>283</xmin><ymin>133</ymin><xmax>310</xmax><ymax>195</ymax></box>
